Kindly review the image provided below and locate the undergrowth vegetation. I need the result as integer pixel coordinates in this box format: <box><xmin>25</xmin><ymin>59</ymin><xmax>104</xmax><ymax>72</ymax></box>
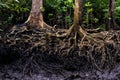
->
<box><xmin>0</xmin><ymin>0</ymin><xmax>120</xmax><ymax>30</ymax></box>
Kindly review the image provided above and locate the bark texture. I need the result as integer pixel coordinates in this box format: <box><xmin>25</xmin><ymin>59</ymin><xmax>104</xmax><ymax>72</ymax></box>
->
<box><xmin>67</xmin><ymin>0</ymin><xmax>85</xmax><ymax>36</ymax></box>
<box><xmin>26</xmin><ymin>0</ymin><xmax>43</xmax><ymax>27</ymax></box>
<box><xmin>108</xmin><ymin>0</ymin><xmax>115</xmax><ymax>29</ymax></box>
<box><xmin>26</xmin><ymin>0</ymin><xmax>49</xmax><ymax>28</ymax></box>
<box><xmin>108</xmin><ymin>0</ymin><xmax>119</xmax><ymax>30</ymax></box>
<box><xmin>66</xmin><ymin>0</ymin><xmax>87</xmax><ymax>46</ymax></box>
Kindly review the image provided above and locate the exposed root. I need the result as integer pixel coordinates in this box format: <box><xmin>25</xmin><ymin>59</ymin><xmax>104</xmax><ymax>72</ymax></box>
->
<box><xmin>46</xmin><ymin>24</ymin><xmax>118</xmax><ymax>71</ymax></box>
<box><xmin>24</xmin><ymin>20</ymin><xmax>53</xmax><ymax>29</ymax></box>
<box><xmin>48</xmin><ymin>25</ymin><xmax>106</xmax><ymax>48</ymax></box>
<box><xmin>1</xmin><ymin>25</ymin><xmax>120</xmax><ymax>74</ymax></box>
<box><xmin>43</xmin><ymin>22</ymin><xmax>53</xmax><ymax>29</ymax></box>
<box><xmin>47</xmin><ymin>28</ymin><xmax>113</xmax><ymax>49</ymax></box>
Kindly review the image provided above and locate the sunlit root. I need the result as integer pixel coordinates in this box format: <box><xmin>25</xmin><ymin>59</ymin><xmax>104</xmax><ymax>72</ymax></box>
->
<box><xmin>25</xmin><ymin>20</ymin><xmax>53</xmax><ymax>29</ymax></box>
<box><xmin>47</xmin><ymin>25</ymin><xmax>106</xmax><ymax>47</ymax></box>
<box><xmin>43</xmin><ymin>22</ymin><xmax>53</xmax><ymax>29</ymax></box>
<box><xmin>66</xmin><ymin>25</ymin><xmax>105</xmax><ymax>47</ymax></box>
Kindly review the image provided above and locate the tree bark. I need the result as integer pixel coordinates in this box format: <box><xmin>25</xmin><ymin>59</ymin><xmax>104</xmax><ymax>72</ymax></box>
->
<box><xmin>73</xmin><ymin>0</ymin><xmax>82</xmax><ymax>26</ymax></box>
<box><xmin>25</xmin><ymin>0</ymin><xmax>51</xmax><ymax>28</ymax></box>
<box><xmin>67</xmin><ymin>0</ymin><xmax>86</xmax><ymax>38</ymax></box>
<box><xmin>65</xmin><ymin>0</ymin><xmax>104</xmax><ymax>46</ymax></box>
<box><xmin>108</xmin><ymin>0</ymin><xmax>115</xmax><ymax>30</ymax></box>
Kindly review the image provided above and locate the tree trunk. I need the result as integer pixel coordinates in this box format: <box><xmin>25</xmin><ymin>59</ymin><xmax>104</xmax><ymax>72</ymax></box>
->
<box><xmin>67</xmin><ymin>0</ymin><xmax>86</xmax><ymax>38</ymax></box>
<box><xmin>65</xmin><ymin>0</ymin><xmax>88</xmax><ymax>46</ymax></box>
<box><xmin>73</xmin><ymin>0</ymin><xmax>82</xmax><ymax>26</ymax></box>
<box><xmin>25</xmin><ymin>0</ymin><xmax>51</xmax><ymax>28</ymax></box>
<box><xmin>65</xmin><ymin>0</ymin><xmax>104</xmax><ymax>46</ymax></box>
<box><xmin>108</xmin><ymin>0</ymin><xmax>115</xmax><ymax>30</ymax></box>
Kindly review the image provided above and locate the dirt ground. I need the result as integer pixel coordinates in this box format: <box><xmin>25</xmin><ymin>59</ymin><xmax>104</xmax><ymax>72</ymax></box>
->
<box><xmin>0</xmin><ymin>62</ymin><xmax>120</xmax><ymax>80</ymax></box>
<box><xmin>0</xmin><ymin>26</ymin><xmax>120</xmax><ymax>80</ymax></box>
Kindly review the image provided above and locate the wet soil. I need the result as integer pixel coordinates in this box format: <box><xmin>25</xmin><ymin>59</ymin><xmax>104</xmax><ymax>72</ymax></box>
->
<box><xmin>0</xmin><ymin>62</ymin><xmax>120</xmax><ymax>80</ymax></box>
<box><xmin>0</xmin><ymin>26</ymin><xmax>120</xmax><ymax>80</ymax></box>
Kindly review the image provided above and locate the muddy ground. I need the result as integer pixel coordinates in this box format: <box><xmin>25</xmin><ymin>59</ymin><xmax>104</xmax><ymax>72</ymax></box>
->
<box><xmin>0</xmin><ymin>61</ymin><xmax>120</xmax><ymax>80</ymax></box>
<box><xmin>0</xmin><ymin>26</ymin><xmax>120</xmax><ymax>80</ymax></box>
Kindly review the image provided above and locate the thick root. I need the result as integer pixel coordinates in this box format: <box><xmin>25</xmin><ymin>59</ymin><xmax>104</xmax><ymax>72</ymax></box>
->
<box><xmin>43</xmin><ymin>22</ymin><xmax>53</xmax><ymax>29</ymax></box>
<box><xmin>4</xmin><ymin>23</ymin><xmax>119</xmax><ymax>72</ymax></box>
<box><xmin>47</xmin><ymin>25</ymin><xmax>106</xmax><ymax>47</ymax></box>
<box><xmin>24</xmin><ymin>20</ymin><xmax>53</xmax><ymax>29</ymax></box>
<box><xmin>66</xmin><ymin>25</ymin><xmax>105</xmax><ymax>47</ymax></box>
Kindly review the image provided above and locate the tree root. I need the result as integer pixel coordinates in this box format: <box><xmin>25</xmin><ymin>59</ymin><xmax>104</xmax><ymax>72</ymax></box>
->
<box><xmin>43</xmin><ymin>22</ymin><xmax>53</xmax><ymax>29</ymax></box>
<box><xmin>48</xmin><ymin>25</ymin><xmax>106</xmax><ymax>47</ymax></box>
<box><xmin>24</xmin><ymin>20</ymin><xmax>53</xmax><ymax>29</ymax></box>
<box><xmin>46</xmin><ymin>25</ymin><xmax>117</xmax><ymax>71</ymax></box>
<box><xmin>4</xmin><ymin>23</ymin><xmax>119</xmax><ymax>73</ymax></box>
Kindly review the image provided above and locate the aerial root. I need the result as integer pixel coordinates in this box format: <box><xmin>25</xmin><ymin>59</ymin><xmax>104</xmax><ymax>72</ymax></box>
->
<box><xmin>3</xmin><ymin>21</ymin><xmax>120</xmax><ymax>75</ymax></box>
<box><xmin>47</xmin><ymin>25</ymin><xmax>106</xmax><ymax>56</ymax></box>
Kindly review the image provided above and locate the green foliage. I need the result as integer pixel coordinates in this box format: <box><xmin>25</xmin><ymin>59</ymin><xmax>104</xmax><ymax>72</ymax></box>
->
<box><xmin>44</xmin><ymin>0</ymin><xmax>74</xmax><ymax>28</ymax></box>
<box><xmin>0</xmin><ymin>0</ymin><xmax>120</xmax><ymax>30</ymax></box>
<box><xmin>0</xmin><ymin>0</ymin><xmax>31</xmax><ymax>28</ymax></box>
<box><xmin>114</xmin><ymin>0</ymin><xmax>120</xmax><ymax>20</ymax></box>
<box><xmin>83</xmin><ymin>0</ymin><xmax>120</xmax><ymax>29</ymax></box>
<box><xmin>83</xmin><ymin>1</ymin><xmax>93</xmax><ymax>28</ymax></box>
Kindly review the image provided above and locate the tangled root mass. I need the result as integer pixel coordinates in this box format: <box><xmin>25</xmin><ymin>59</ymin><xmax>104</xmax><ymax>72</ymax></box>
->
<box><xmin>0</xmin><ymin>25</ymin><xmax>120</xmax><ymax>74</ymax></box>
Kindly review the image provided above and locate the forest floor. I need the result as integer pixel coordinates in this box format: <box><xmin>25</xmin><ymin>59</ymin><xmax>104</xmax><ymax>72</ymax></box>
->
<box><xmin>0</xmin><ymin>62</ymin><xmax>120</xmax><ymax>80</ymax></box>
<box><xmin>0</xmin><ymin>25</ymin><xmax>120</xmax><ymax>80</ymax></box>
